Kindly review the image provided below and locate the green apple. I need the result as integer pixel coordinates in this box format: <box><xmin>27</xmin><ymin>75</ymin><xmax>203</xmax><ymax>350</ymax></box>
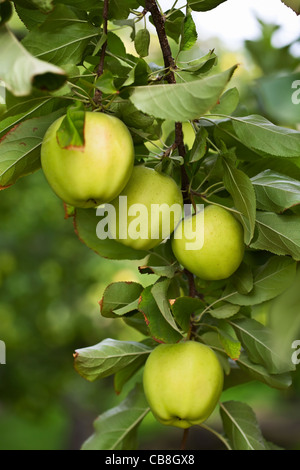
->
<box><xmin>172</xmin><ymin>205</ymin><xmax>244</xmax><ymax>280</ymax></box>
<box><xmin>281</xmin><ymin>0</ymin><xmax>300</xmax><ymax>14</ymax></box>
<box><xmin>41</xmin><ymin>112</ymin><xmax>135</xmax><ymax>208</ymax></box>
<box><xmin>109</xmin><ymin>166</ymin><xmax>183</xmax><ymax>250</ymax></box>
<box><xmin>143</xmin><ymin>341</ymin><xmax>224</xmax><ymax>429</ymax></box>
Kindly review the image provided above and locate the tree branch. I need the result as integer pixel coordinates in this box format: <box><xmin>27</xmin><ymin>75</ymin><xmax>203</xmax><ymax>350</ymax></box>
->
<box><xmin>146</xmin><ymin>0</ymin><xmax>202</xmax><ymax>334</ymax></box>
<box><xmin>145</xmin><ymin>0</ymin><xmax>190</xmax><ymax>202</ymax></box>
<box><xmin>94</xmin><ymin>0</ymin><xmax>109</xmax><ymax>106</ymax></box>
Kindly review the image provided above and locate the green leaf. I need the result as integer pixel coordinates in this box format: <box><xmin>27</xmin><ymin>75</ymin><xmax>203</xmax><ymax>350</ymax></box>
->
<box><xmin>224</xmin><ymin>256</ymin><xmax>297</xmax><ymax>306</ymax></box>
<box><xmin>231</xmin><ymin>263</ymin><xmax>254</xmax><ymax>295</ymax></box>
<box><xmin>0</xmin><ymin>109</ymin><xmax>65</xmax><ymax>189</ymax></box>
<box><xmin>189</xmin><ymin>126</ymin><xmax>208</xmax><ymax>163</ymax></box>
<box><xmin>74</xmin><ymin>338</ymin><xmax>152</xmax><ymax>382</ymax></box>
<box><xmin>164</xmin><ymin>10</ymin><xmax>185</xmax><ymax>44</ymax></box>
<box><xmin>220</xmin><ymin>401</ymin><xmax>268</xmax><ymax>450</ymax></box>
<box><xmin>22</xmin><ymin>5</ymin><xmax>99</xmax><ymax>66</ymax></box>
<box><xmin>171</xmin><ymin>297</ymin><xmax>204</xmax><ymax>332</ymax></box>
<box><xmin>230</xmin><ymin>316</ymin><xmax>295</xmax><ymax>374</ymax></box>
<box><xmin>281</xmin><ymin>0</ymin><xmax>300</xmax><ymax>15</ymax></box>
<box><xmin>0</xmin><ymin>1</ymin><xmax>13</xmax><ymax>26</ymax></box>
<box><xmin>251</xmin><ymin>212</ymin><xmax>300</xmax><ymax>261</ymax></box>
<box><xmin>74</xmin><ymin>208</ymin><xmax>148</xmax><ymax>261</ymax></box>
<box><xmin>236</xmin><ymin>352</ymin><xmax>292</xmax><ymax>390</ymax></box>
<box><xmin>100</xmin><ymin>282</ymin><xmax>143</xmax><ymax>318</ymax></box>
<box><xmin>134</xmin><ymin>28</ymin><xmax>150</xmax><ymax>58</ymax></box>
<box><xmin>188</xmin><ymin>0</ymin><xmax>227</xmax><ymax>12</ymax></box>
<box><xmin>0</xmin><ymin>25</ymin><xmax>66</xmax><ymax>96</ymax></box>
<box><xmin>251</xmin><ymin>170</ymin><xmax>300</xmax><ymax>213</ymax></box>
<box><xmin>109</xmin><ymin>0</ymin><xmax>141</xmax><ymax>20</ymax></box>
<box><xmin>217</xmin><ymin>322</ymin><xmax>241</xmax><ymax>360</ymax></box>
<box><xmin>231</xmin><ymin>115</ymin><xmax>300</xmax><ymax>158</ymax></box>
<box><xmin>151</xmin><ymin>278</ymin><xmax>182</xmax><ymax>333</ymax></box>
<box><xmin>180</xmin><ymin>9</ymin><xmax>198</xmax><ymax>52</ymax></box>
<box><xmin>222</xmin><ymin>157</ymin><xmax>256</xmax><ymax>245</ymax></box>
<box><xmin>95</xmin><ymin>70</ymin><xmax>118</xmax><ymax>94</ymax></box>
<box><xmin>82</xmin><ymin>384</ymin><xmax>150</xmax><ymax>450</ymax></box>
<box><xmin>14</xmin><ymin>0</ymin><xmax>54</xmax><ymax>12</ymax></box>
<box><xmin>130</xmin><ymin>66</ymin><xmax>237</xmax><ymax>122</ymax></box>
<box><xmin>114</xmin><ymin>356</ymin><xmax>147</xmax><ymax>394</ymax></box>
<box><xmin>138</xmin><ymin>285</ymin><xmax>183</xmax><ymax>344</ymax></box>
<box><xmin>210</xmin><ymin>304</ymin><xmax>240</xmax><ymax>319</ymax></box>
<box><xmin>210</xmin><ymin>87</ymin><xmax>239</xmax><ymax>116</ymax></box>
<box><xmin>56</xmin><ymin>102</ymin><xmax>85</xmax><ymax>149</ymax></box>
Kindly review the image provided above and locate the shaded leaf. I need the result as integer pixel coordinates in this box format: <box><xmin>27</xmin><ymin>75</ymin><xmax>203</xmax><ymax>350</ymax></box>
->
<box><xmin>251</xmin><ymin>212</ymin><xmax>300</xmax><ymax>261</ymax></box>
<box><xmin>82</xmin><ymin>384</ymin><xmax>150</xmax><ymax>450</ymax></box>
<box><xmin>220</xmin><ymin>401</ymin><xmax>267</xmax><ymax>450</ymax></box>
<box><xmin>251</xmin><ymin>170</ymin><xmax>300</xmax><ymax>213</ymax></box>
<box><xmin>130</xmin><ymin>66</ymin><xmax>237</xmax><ymax>122</ymax></box>
<box><xmin>74</xmin><ymin>338</ymin><xmax>152</xmax><ymax>382</ymax></box>
<box><xmin>0</xmin><ymin>24</ymin><xmax>66</xmax><ymax>96</ymax></box>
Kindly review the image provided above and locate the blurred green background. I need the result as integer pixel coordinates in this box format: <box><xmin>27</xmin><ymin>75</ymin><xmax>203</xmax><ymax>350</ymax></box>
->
<box><xmin>0</xmin><ymin>12</ymin><xmax>300</xmax><ymax>450</ymax></box>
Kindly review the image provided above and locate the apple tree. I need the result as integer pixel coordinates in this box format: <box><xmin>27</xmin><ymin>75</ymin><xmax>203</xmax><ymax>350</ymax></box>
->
<box><xmin>1</xmin><ymin>0</ymin><xmax>300</xmax><ymax>451</ymax></box>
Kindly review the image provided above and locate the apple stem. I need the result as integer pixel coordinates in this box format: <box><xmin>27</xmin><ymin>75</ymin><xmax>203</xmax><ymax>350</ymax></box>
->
<box><xmin>180</xmin><ymin>428</ymin><xmax>190</xmax><ymax>450</ymax></box>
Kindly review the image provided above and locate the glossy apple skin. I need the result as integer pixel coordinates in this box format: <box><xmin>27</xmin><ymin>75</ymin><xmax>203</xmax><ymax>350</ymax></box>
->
<box><xmin>172</xmin><ymin>205</ymin><xmax>244</xmax><ymax>280</ymax></box>
<box><xmin>41</xmin><ymin>112</ymin><xmax>135</xmax><ymax>208</ymax></box>
<box><xmin>143</xmin><ymin>341</ymin><xmax>224</xmax><ymax>429</ymax></box>
<box><xmin>110</xmin><ymin>166</ymin><xmax>183</xmax><ymax>250</ymax></box>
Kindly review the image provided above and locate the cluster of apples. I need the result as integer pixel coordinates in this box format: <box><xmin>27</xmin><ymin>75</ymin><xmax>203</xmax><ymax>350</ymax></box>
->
<box><xmin>41</xmin><ymin>112</ymin><xmax>245</xmax><ymax>429</ymax></box>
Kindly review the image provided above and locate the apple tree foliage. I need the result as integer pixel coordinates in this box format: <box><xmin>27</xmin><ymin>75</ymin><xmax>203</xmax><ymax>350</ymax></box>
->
<box><xmin>1</xmin><ymin>0</ymin><xmax>300</xmax><ymax>451</ymax></box>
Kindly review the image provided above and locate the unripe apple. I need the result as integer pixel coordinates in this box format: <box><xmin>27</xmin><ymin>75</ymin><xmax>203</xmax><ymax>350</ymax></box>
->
<box><xmin>109</xmin><ymin>166</ymin><xmax>183</xmax><ymax>250</ymax></box>
<box><xmin>143</xmin><ymin>341</ymin><xmax>224</xmax><ymax>429</ymax></box>
<box><xmin>171</xmin><ymin>205</ymin><xmax>244</xmax><ymax>280</ymax></box>
<box><xmin>41</xmin><ymin>112</ymin><xmax>135</xmax><ymax>208</ymax></box>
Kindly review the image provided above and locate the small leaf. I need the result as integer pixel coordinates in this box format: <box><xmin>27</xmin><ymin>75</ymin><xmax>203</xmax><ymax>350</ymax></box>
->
<box><xmin>100</xmin><ymin>282</ymin><xmax>143</xmax><ymax>318</ymax></box>
<box><xmin>210</xmin><ymin>87</ymin><xmax>239</xmax><ymax>116</ymax></box>
<box><xmin>56</xmin><ymin>102</ymin><xmax>85</xmax><ymax>149</ymax></box>
<box><xmin>171</xmin><ymin>297</ymin><xmax>204</xmax><ymax>332</ymax></box>
<box><xmin>188</xmin><ymin>0</ymin><xmax>227</xmax><ymax>12</ymax></box>
<box><xmin>138</xmin><ymin>286</ymin><xmax>183</xmax><ymax>344</ymax></box>
<box><xmin>134</xmin><ymin>28</ymin><xmax>150</xmax><ymax>58</ymax></box>
<box><xmin>210</xmin><ymin>304</ymin><xmax>240</xmax><ymax>319</ymax></box>
<box><xmin>220</xmin><ymin>401</ymin><xmax>268</xmax><ymax>450</ymax></box>
<box><xmin>74</xmin><ymin>338</ymin><xmax>152</xmax><ymax>382</ymax></box>
<box><xmin>82</xmin><ymin>384</ymin><xmax>150</xmax><ymax>451</ymax></box>
<box><xmin>180</xmin><ymin>9</ymin><xmax>198</xmax><ymax>52</ymax></box>
<box><xmin>222</xmin><ymin>156</ymin><xmax>256</xmax><ymax>245</ymax></box>
<box><xmin>189</xmin><ymin>126</ymin><xmax>208</xmax><ymax>163</ymax></box>
<box><xmin>95</xmin><ymin>70</ymin><xmax>118</xmax><ymax>95</ymax></box>
<box><xmin>151</xmin><ymin>278</ymin><xmax>182</xmax><ymax>333</ymax></box>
